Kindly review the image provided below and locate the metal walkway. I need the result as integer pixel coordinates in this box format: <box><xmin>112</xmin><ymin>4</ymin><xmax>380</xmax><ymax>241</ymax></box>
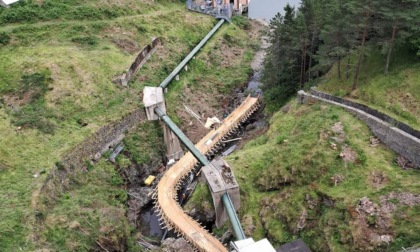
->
<box><xmin>153</xmin><ymin>96</ymin><xmax>260</xmax><ymax>252</ymax></box>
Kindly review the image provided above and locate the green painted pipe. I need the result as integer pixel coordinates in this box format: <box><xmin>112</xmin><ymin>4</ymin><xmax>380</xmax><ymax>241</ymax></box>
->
<box><xmin>159</xmin><ymin>19</ymin><xmax>225</xmax><ymax>89</ymax></box>
<box><xmin>222</xmin><ymin>193</ymin><xmax>246</xmax><ymax>240</ymax></box>
<box><xmin>154</xmin><ymin>107</ymin><xmax>210</xmax><ymax>166</ymax></box>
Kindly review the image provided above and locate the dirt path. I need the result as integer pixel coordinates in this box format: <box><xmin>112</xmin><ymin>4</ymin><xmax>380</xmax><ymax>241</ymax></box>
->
<box><xmin>155</xmin><ymin>96</ymin><xmax>260</xmax><ymax>252</ymax></box>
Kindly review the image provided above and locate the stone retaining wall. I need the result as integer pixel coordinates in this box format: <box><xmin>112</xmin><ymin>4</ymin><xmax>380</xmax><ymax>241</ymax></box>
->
<box><xmin>310</xmin><ymin>87</ymin><xmax>420</xmax><ymax>139</ymax></box>
<box><xmin>40</xmin><ymin>108</ymin><xmax>147</xmax><ymax>202</ymax></box>
<box><xmin>117</xmin><ymin>37</ymin><xmax>161</xmax><ymax>86</ymax></box>
<box><xmin>298</xmin><ymin>90</ymin><xmax>420</xmax><ymax>167</ymax></box>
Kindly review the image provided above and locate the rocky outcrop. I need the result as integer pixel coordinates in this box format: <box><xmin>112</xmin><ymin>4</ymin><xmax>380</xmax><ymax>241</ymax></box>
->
<box><xmin>160</xmin><ymin>238</ymin><xmax>194</xmax><ymax>252</ymax></box>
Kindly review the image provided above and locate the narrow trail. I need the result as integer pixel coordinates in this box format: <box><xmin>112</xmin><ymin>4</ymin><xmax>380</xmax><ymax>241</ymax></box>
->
<box><xmin>0</xmin><ymin>6</ymin><xmax>183</xmax><ymax>32</ymax></box>
<box><xmin>154</xmin><ymin>96</ymin><xmax>260</xmax><ymax>252</ymax></box>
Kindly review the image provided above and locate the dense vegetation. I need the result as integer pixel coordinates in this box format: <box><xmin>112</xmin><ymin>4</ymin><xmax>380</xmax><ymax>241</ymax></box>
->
<box><xmin>262</xmin><ymin>0</ymin><xmax>420</xmax><ymax>112</ymax></box>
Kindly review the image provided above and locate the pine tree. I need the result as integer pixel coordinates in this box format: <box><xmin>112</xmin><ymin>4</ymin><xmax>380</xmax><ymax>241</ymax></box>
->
<box><xmin>378</xmin><ymin>0</ymin><xmax>419</xmax><ymax>73</ymax></box>
<box><xmin>316</xmin><ymin>0</ymin><xmax>350</xmax><ymax>79</ymax></box>
<box><xmin>351</xmin><ymin>0</ymin><xmax>379</xmax><ymax>90</ymax></box>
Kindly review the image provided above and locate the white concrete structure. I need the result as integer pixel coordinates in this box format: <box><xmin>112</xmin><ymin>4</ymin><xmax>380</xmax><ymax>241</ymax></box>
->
<box><xmin>231</xmin><ymin>238</ymin><xmax>276</xmax><ymax>252</ymax></box>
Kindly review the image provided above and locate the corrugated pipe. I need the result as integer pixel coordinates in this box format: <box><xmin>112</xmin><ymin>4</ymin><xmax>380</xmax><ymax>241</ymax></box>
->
<box><xmin>159</xmin><ymin>19</ymin><xmax>225</xmax><ymax>89</ymax></box>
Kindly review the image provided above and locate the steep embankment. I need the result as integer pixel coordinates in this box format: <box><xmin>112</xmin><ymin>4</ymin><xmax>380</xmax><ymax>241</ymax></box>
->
<box><xmin>0</xmin><ymin>1</ymin><xmax>261</xmax><ymax>250</ymax></box>
<box><xmin>224</xmin><ymin>51</ymin><xmax>420</xmax><ymax>251</ymax></box>
<box><xmin>227</xmin><ymin>99</ymin><xmax>419</xmax><ymax>251</ymax></box>
<box><xmin>0</xmin><ymin>1</ymin><xmax>260</xmax><ymax>250</ymax></box>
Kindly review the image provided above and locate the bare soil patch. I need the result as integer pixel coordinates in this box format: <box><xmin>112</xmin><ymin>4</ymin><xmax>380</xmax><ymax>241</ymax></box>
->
<box><xmin>112</xmin><ymin>38</ymin><xmax>140</xmax><ymax>54</ymax></box>
<box><xmin>368</xmin><ymin>171</ymin><xmax>389</xmax><ymax>189</ymax></box>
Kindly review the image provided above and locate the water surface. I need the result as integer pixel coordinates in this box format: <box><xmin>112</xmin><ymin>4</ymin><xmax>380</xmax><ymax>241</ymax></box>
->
<box><xmin>249</xmin><ymin>0</ymin><xmax>301</xmax><ymax>21</ymax></box>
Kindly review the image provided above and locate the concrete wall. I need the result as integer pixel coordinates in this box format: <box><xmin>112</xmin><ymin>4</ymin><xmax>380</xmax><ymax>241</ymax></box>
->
<box><xmin>298</xmin><ymin>89</ymin><xmax>420</xmax><ymax>168</ymax></box>
<box><xmin>40</xmin><ymin>108</ymin><xmax>147</xmax><ymax>202</ymax></box>
<box><xmin>118</xmin><ymin>38</ymin><xmax>161</xmax><ymax>86</ymax></box>
<box><xmin>310</xmin><ymin>87</ymin><xmax>420</xmax><ymax>139</ymax></box>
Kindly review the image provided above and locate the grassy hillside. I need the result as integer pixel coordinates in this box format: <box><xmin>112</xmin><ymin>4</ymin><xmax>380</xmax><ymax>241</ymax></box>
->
<box><xmin>317</xmin><ymin>48</ymin><xmax>420</xmax><ymax>130</ymax></box>
<box><xmin>226</xmin><ymin>100</ymin><xmax>420</xmax><ymax>251</ymax></box>
<box><xmin>0</xmin><ymin>1</ymin><xmax>260</xmax><ymax>250</ymax></box>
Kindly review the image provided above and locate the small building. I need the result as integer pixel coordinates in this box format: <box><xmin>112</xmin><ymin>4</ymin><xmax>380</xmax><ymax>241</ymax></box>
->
<box><xmin>188</xmin><ymin>0</ymin><xmax>250</xmax><ymax>17</ymax></box>
<box><xmin>211</xmin><ymin>0</ymin><xmax>250</xmax><ymax>12</ymax></box>
<box><xmin>0</xmin><ymin>0</ymin><xmax>7</xmax><ymax>7</ymax></box>
<box><xmin>231</xmin><ymin>238</ymin><xmax>276</xmax><ymax>252</ymax></box>
<box><xmin>2</xmin><ymin>0</ymin><xmax>20</xmax><ymax>5</ymax></box>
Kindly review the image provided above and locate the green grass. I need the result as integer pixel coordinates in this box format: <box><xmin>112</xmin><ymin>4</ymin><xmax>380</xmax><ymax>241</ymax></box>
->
<box><xmin>317</xmin><ymin>47</ymin><xmax>420</xmax><ymax>129</ymax></box>
<box><xmin>0</xmin><ymin>1</ymin><xmax>260</xmax><ymax>250</ymax></box>
<box><xmin>38</xmin><ymin>160</ymin><xmax>137</xmax><ymax>251</ymax></box>
<box><xmin>0</xmin><ymin>1</ymin><xmax>218</xmax><ymax>250</ymax></box>
<box><xmin>217</xmin><ymin>100</ymin><xmax>420</xmax><ymax>251</ymax></box>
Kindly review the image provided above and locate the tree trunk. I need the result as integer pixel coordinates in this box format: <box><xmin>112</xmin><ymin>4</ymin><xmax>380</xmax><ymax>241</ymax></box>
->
<box><xmin>385</xmin><ymin>25</ymin><xmax>397</xmax><ymax>74</ymax></box>
<box><xmin>300</xmin><ymin>43</ymin><xmax>305</xmax><ymax>87</ymax></box>
<box><xmin>346</xmin><ymin>56</ymin><xmax>351</xmax><ymax>79</ymax></box>
<box><xmin>302</xmin><ymin>44</ymin><xmax>307</xmax><ymax>85</ymax></box>
<box><xmin>352</xmin><ymin>12</ymin><xmax>369</xmax><ymax>91</ymax></box>
<box><xmin>337</xmin><ymin>58</ymin><xmax>341</xmax><ymax>79</ymax></box>
<box><xmin>308</xmin><ymin>30</ymin><xmax>316</xmax><ymax>81</ymax></box>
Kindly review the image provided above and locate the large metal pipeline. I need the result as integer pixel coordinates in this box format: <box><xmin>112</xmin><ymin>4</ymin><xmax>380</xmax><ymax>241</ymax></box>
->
<box><xmin>159</xmin><ymin>19</ymin><xmax>225</xmax><ymax>89</ymax></box>
<box><xmin>222</xmin><ymin>193</ymin><xmax>246</xmax><ymax>240</ymax></box>
<box><xmin>154</xmin><ymin>107</ymin><xmax>210</xmax><ymax>166</ymax></box>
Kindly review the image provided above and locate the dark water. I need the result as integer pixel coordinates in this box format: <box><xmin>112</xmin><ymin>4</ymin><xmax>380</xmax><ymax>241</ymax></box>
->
<box><xmin>249</xmin><ymin>0</ymin><xmax>301</xmax><ymax>21</ymax></box>
<box><xmin>140</xmin><ymin>208</ymin><xmax>164</xmax><ymax>238</ymax></box>
<box><xmin>247</xmin><ymin>71</ymin><xmax>263</xmax><ymax>95</ymax></box>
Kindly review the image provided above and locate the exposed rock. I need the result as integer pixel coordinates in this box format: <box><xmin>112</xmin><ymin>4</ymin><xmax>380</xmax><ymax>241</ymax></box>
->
<box><xmin>330</xmin><ymin>174</ymin><xmax>344</xmax><ymax>186</ymax></box>
<box><xmin>322</xmin><ymin>196</ymin><xmax>335</xmax><ymax>207</ymax></box>
<box><xmin>380</xmin><ymin>192</ymin><xmax>420</xmax><ymax>213</ymax></box>
<box><xmin>220</xmin><ymin>229</ymin><xmax>233</xmax><ymax>244</ymax></box>
<box><xmin>161</xmin><ymin>238</ymin><xmax>194</xmax><ymax>252</ymax></box>
<box><xmin>186</xmin><ymin>204</ymin><xmax>215</xmax><ymax>223</ymax></box>
<box><xmin>127</xmin><ymin>187</ymin><xmax>154</xmax><ymax>225</ymax></box>
<box><xmin>331</xmin><ymin>122</ymin><xmax>346</xmax><ymax>142</ymax></box>
<box><xmin>296</xmin><ymin>209</ymin><xmax>308</xmax><ymax>230</ymax></box>
<box><xmin>396</xmin><ymin>156</ymin><xmax>417</xmax><ymax>170</ymax></box>
<box><xmin>368</xmin><ymin>171</ymin><xmax>388</xmax><ymax>189</ymax></box>
<box><xmin>280</xmin><ymin>104</ymin><xmax>291</xmax><ymax>114</ymax></box>
<box><xmin>369</xmin><ymin>137</ymin><xmax>380</xmax><ymax>147</ymax></box>
<box><xmin>339</xmin><ymin>146</ymin><xmax>357</xmax><ymax>163</ymax></box>
<box><xmin>319</xmin><ymin>131</ymin><xmax>330</xmax><ymax>141</ymax></box>
<box><xmin>356</xmin><ymin>196</ymin><xmax>377</xmax><ymax>215</ymax></box>
<box><xmin>332</xmin><ymin>122</ymin><xmax>344</xmax><ymax>134</ymax></box>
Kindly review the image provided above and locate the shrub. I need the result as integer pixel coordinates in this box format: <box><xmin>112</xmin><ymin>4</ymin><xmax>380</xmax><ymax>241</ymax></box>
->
<box><xmin>71</xmin><ymin>36</ymin><xmax>98</xmax><ymax>46</ymax></box>
<box><xmin>0</xmin><ymin>32</ymin><xmax>10</xmax><ymax>45</ymax></box>
<box><xmin>231</xmin><ymin>15</ymin><xmax>251</xmax><ymax>30</ymax></box>
<box><xmin>11</xmin><ymin>104</ymin><xmax>56</xmax><ymax>134</ymax></box>
<box><xmin>8</xmin><ymin>72</ymin><xmax>56</xmax><ymax>134</ymax></box>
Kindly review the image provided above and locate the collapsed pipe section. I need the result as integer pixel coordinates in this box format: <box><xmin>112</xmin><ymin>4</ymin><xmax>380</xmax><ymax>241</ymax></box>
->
<box><xmin>154</xmin><ymin>107</ymin><xmax>246</xmax><ymax>241</ymax></box>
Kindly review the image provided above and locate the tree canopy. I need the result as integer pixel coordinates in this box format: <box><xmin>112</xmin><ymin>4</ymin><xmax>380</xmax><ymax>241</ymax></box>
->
<box><xmin>262</xmin><ymin>0</ymin><xmax>420</xmax><ymax>112</ymax></box>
